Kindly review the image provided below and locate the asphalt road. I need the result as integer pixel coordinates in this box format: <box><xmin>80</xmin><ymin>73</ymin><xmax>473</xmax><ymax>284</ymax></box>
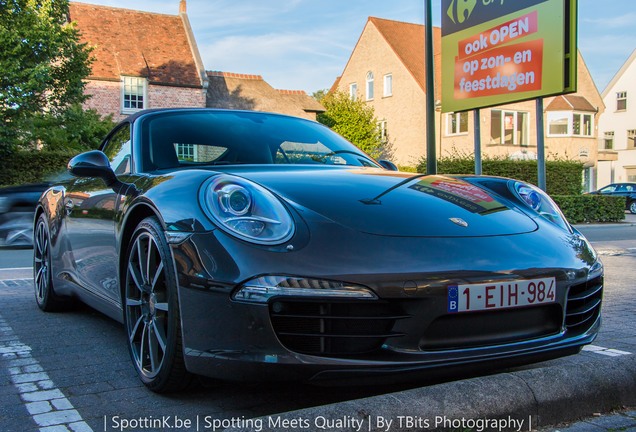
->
<box><xmin>0</xmin><ymin>224</ymin><xmax>634</xmax><ymax>431</ymax></box>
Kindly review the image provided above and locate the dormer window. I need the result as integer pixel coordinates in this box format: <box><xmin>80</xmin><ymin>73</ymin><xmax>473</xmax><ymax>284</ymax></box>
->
<box><xmin>122</xmin><ymin>76</ymin><xmax>147</xmax><ymax>113</ymax></box>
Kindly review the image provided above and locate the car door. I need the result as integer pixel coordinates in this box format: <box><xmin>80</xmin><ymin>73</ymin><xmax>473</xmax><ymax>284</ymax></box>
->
<box><xmin>64</xmin><ymin>123</ymin><xmax>133</xmax><ymax>304</ymax></box>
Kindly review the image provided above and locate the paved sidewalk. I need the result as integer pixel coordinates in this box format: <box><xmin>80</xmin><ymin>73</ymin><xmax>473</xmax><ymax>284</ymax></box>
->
<box><xmin>546</xmin><ymin>410</ymin><xmax>636</xmax><ymax>431</ymax></box>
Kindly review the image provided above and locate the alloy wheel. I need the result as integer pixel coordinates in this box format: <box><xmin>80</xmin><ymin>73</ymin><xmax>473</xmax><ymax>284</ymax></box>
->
<box><xmin>33</xmin><ymin>219</ymin><xmax>49</xmax><ymax>303</ymax></box>
<box><xmin>125</xmin><ymin>232</ymin><xmax>170</xmax><ymax>379</ymax></box>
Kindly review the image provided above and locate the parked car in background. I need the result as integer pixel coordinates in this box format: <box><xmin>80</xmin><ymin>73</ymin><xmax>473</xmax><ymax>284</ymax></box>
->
<box><xmin>0</xmin><ymin>183</ymin><xmax>51</xmax><ymax>247</ymax></box>
<box><xmin>589</xmin><ymin>183</ymin><xmax>636</xmax><ymax>214</ymax></box>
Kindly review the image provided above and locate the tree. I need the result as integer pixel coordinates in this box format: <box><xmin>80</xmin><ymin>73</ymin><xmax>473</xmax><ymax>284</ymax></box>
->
<box><xmin>0</xmin><ymin>0</ymin><xmax>92</xmax><ymax>155</ymax></box>
<box><xmin>317</xmin><ymin>91</ymin><xmax>390</xmax><ymax>160</ymax></box>
<box><xmin>22</xmin><ymin>104</ymin><xmax>116</xmax><ymax>153</ymax></box>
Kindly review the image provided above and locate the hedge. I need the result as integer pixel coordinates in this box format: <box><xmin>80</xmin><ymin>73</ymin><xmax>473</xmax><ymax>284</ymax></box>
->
<box><xmin>553</xmin><ymin>195</ymin><xmax>626</xmax><ymax>224</ymax></box>
<box><xmin>416</xmin><ymin>157</ymin><xmax>584</xmax><ymax>196</ymax></box>
<box><xmin>0</xmin><ymin>151</ymin><xmax>76</xmax><ymax>187</ymax></box>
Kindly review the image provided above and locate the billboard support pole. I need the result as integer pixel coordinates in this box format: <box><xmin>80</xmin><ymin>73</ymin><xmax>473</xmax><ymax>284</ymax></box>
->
<box><xmin>536</xmin><ymin>98</ymin><xmax>546</xmax><ymax>191</ymax></box>
<box><xmin>474</xmin><ymin>108</ymin><xmax>482</xmax><ymax>175</ymax></box>
<box><xmin>425</xmin><ymin>0</ymin><xmax>437</xmax><ymax>175</ymax></box>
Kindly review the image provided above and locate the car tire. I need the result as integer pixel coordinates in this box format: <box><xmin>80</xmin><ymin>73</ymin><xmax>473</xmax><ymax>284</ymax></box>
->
<box><xmin>630</xmin><ymin>200</ymin><xmax>636</xmax><ymax>214</ymax></box>
<box><xmin>34</xmin><ymin>214</ymin><xmax>69</xmax><ymax>311</ymax></box>
<box><xmin>123</xmin><ymin>216</ymin><xmax>192</xmax><ymax>392</ymax></box>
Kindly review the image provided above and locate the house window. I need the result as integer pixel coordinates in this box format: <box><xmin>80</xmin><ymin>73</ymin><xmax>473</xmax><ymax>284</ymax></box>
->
<box><xmin>175</xmin><ymin>143</ymin><xmax>196</xmax><ymax>161</ymax></box>
<box><xmin>446</xmin><ymin>112</ymin><xmax>468</xmax><ymax>135</ymax></box>
<box><xmin>547</xmin><ymin>112</ymin><xmax>569</xmax><ymax>135</ymax></box>
<box><xmin>366</xmin><ymin>71</ymin><xmax>374</xmax><ymax>100</ymax></box>
<box><xmin>603</xmin><ymin>131</ymin><xmax>614</xmax><ymax>150</ymax></box>
<box><xmin>546</xmin><ymin>111</ymin><xmax>594</xmax><ymax>137</ymax></box>
<box><xmin>379</xmin><ymin>120</ymin><xmax>388</xmax><ymax>143</ymax></box>
<box><xmin>617</xmin><ymin>91</ymin><xmax>627</xmax><ymax>111</ymax></box>
<box><xmin>349</xmin><ymin>83</ymin><xmax>357</xmax><ymax>101</ymax></box>
<box><xmin>383</xmin><ymin>74</ymin><xmax>392</xmax><ymax>97</ymax></box>
<box><xmin>490</xmin><ymin>110</ymin><xmax>529</xmax><ymax>145</ymax></box>
<box><xmin>628</xmin><ymin>130</ymin><xmax>636</xmax><ymax>149</ymax></box>
<box><xmin>573</xmin><ymin>113</ymin><xmax>593</xmax><ymax>136</ymax></box>
<box><xmin>627</xmin><ymin>168</ymin><xmax>636</xmax><ymax>182</ymax></box>
<box><xmin>122</xmin><ymin>76</ymin><xmax>146</xmax><ymax>113</ymax></box>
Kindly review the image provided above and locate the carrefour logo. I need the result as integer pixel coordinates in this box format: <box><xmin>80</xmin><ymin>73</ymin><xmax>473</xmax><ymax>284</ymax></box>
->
<box><xmin>446</xmin><ymin>0</ymin><xmax>478</xmax><ymax>24</ymax></box>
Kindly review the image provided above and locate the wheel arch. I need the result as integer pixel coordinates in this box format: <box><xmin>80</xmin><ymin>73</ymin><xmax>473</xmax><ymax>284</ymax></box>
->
<box><xmin>118</xmin><ymin>203</ymin><xmax>164</xmax><ymax>299</ymax></box>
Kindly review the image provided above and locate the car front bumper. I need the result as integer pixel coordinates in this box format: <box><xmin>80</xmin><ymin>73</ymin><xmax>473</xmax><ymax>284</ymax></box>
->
<box><xmin>169</xmin><ymin>221</ymin><xmax>602</xmax><ymax>382</ymax></box>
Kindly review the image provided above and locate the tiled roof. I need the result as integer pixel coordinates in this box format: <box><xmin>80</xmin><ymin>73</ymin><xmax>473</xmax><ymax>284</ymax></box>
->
<box><xmin>368</xmin><ymin>17</ymin><xmax>442</xmax><ymax>96</ymax></box>
<box><xmin>546</xmin><ymin>95</ymin><xmax>597</xmax><ymax>112</ymax></box>
<box><xmin>277</xmin><ymin>90</ymin><xmax>324</xmax><ymax>112</ymax></box>
<box><xmin>206</xmin><ymin>71</ymin><xmax>324</xmax><ymax>118</ymax></box>
<box><xmin>69</xmin><ymin>2</ymin><xmax>202</xmax><ymax>87</ymax></box>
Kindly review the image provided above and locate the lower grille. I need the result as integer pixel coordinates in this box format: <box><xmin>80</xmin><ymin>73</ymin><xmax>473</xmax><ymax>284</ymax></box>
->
<box><xmin>565</xmin><ymin>275</ymin><xmax>603</xmax><ymax>331</ymax></box>
<box><xmin>420</xmin><ymin>305</ymin><xmax>562</xmax><ymax>350</ymax></box>
<box><xmin>269</xmin><ymin>300</ymin><xmax>409</xmax><ymax>356</ymax></box>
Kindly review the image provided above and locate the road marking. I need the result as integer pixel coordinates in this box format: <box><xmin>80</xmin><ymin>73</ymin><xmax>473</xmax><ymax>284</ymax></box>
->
<box><xmin>582</xmin><ymin>344</ymin><xmax>632</xmax><ymax>357</ymax></box>
<box><xmin>0</xmin><ymin>314</ymin><xmax>93</xmax><ymax>432</ymax></box>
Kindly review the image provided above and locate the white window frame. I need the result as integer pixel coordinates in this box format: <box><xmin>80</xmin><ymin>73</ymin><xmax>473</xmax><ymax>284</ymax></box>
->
<box><xmin>366</xmin><ymin>71</ymin><xmax>374</xmax><ymax>101</ymax></box>
<box><xmin>628</xmin><ymin>129</ymin><xmax>636</xmax><ymax>149</ymax></box>
<box><xmin>446</xmin><ymin>112</ymin><xmax>468</xmax><ymax>136</ymax></box>
<box><xmin>491</xmin><ymin>109</ymin><xmax>530</xmax><ymax>146</ymax></box>
<box><xmin>349</xmin><ymin>83</ymin><xmax>357</xmax><ymax>101</ymax></box>
<box><xmin>546</xmin><ymin>111</ymin><xmax>570</xmax><ymax>136</ymax></box>
<box><xmin>603</xmin><ymin>131</ymin><xmax>614</xmax><ymax>150</ymax></box>
<box><xmin>175</xmin><ymin>143</ymin><xmax>197</xmax><ymax>161</ymax></box>
<box><xmin>121</xmin><ymin>76</ymin><xmax>147</xmax><ymax>114</ymax></box>
<box><xmin>617</xmin><ymin>91</ymin><xmax>627</xmax><ymax>111</ymax></box>
<box><xmin>572</xmin><ymin>112</ymin><xmax>593</xmax><ymax>137</ymax></box>
<box><xmin>383</xmin><ymin>74</ymin><xmax>392</xmax><ymax>97</ymax></box>
<box><xmin>379</xmin><ymin>120</ymin><xmax>388</xmax><ymax>143</ymax></box>
<box><xmin>546</xmin><ymin>111</ymin><xmax>594</xmax><ymax>138</ymax></box>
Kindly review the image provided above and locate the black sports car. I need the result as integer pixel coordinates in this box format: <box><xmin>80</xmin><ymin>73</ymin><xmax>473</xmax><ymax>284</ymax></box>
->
<box><xmin>35</xmin><ymin>108</ymin><xmax>603</xmax><ymax>392</ymax></box>
<box><xmin>589</xmin><ymin>183</ymin><xmax>636</xmax><ymax>214</ymax></box>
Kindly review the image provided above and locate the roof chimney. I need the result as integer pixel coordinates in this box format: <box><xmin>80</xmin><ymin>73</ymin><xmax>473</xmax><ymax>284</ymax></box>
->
<box><xmin>179</xmin><ymin>0</ymin><xmax>186</xmax><ymax>13</ymax></box>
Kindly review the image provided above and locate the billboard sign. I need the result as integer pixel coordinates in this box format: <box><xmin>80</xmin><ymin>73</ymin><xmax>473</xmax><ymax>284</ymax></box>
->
<box><xmin>441</xmin><ymin>0</ymin><xmax>577</xmax><ymax>113</ymax></box>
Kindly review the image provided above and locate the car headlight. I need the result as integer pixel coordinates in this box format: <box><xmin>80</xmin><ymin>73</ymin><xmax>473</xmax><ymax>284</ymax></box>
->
<box><xmin>513</xmin><ymin>182</ymin><xmax>570</xmax><ymax>231</ymax></box>
<box><xmin>202</xmin><ymin>175</ymin><xmax>294</xmax><ymax>245</ymax></box>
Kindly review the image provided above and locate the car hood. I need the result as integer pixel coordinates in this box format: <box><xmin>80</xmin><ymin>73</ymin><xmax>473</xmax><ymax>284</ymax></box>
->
<box><xmin>231</xmin><ymin>167</ymin><xmax>537</xmax><ymax>237</ymax></box>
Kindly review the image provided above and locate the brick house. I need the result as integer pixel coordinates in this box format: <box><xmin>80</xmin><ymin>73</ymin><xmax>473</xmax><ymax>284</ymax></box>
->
<box><xmin>333</xmin><ymin>17</ymin><xmax>604</xmax><ymax>190</ymax></box>
<box><xmin>68</xmin><ymin>1</ymin><xmax>207</xmax><ymax>122</ymax></box>
<box><xmin>206</xmin><ymin>71</ymin><xmax>324</xmax><ymax>120</ymax></box>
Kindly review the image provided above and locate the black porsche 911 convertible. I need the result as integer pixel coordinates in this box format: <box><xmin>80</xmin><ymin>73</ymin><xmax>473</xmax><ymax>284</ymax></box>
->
<box><xmin>34</xmin><ymin>108</ymin><xmax>603</xmax><ymax>392</ymax></box>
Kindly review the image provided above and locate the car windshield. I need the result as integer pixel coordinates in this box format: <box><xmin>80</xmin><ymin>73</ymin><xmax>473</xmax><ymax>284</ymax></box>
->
<box><xmin>139</xmin><ymin>110</ymin><xmax>381</xmax><ymax>171</ymax></box>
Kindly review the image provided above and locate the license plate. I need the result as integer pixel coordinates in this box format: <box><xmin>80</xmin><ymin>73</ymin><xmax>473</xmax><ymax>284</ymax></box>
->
<box><xmin>447</xmin><ymin>277</ymin><xmax>556</xmax><ymax>313</ymax></box>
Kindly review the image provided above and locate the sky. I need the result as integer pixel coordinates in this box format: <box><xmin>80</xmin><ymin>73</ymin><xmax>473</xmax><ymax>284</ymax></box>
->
<box><xmin>75</xmin><ymin>0</ymin><xmax>636</xmax><ymax>95</ymax></box>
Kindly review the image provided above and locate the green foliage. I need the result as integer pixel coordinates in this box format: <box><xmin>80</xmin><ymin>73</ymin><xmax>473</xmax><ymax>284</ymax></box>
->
<box><xmin>416</xmin><ymin>155</ymin><xmax>584</xmax><ymax>196</ymax></box>
<box><xmin>553</xmin><ymin>195</ymin><xmax>625</xmax><ymax>224</ymax></box>
<box><xmin>20</xmin><ymin>105</ymin><xmax>115</xmax><ymax>152</ymax></box>
<box><xmin>317</xmin><ymin>91</ymin><xmax>389</xmax><ymax>159</ymax></box>
<box><xmin>0</xmin><ymin>150</ymin><xmax>75</xmax><ymax>186</ymax></box>
<box><xmin>0</xmin><ymin>0</ymin><xmax>93</xmax><ymax>155</ymax></box>
<box><xmin>312</xmin><ymin>89</ymin><xmax>328</xmax><ymax>102</ymax></box>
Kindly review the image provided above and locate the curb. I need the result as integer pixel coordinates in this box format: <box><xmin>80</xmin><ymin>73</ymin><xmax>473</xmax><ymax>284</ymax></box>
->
<box><xmin>227</xmin><ymin>354</ymin><xmax>636</xmax><ymax>431</ymax></box>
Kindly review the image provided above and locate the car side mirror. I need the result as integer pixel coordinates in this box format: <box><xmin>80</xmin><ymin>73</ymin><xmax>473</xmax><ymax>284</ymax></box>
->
<box><xmin>68</xmin><ymin>150</ymin><xmax>117</xmax><ymax>186</ymax></box>
<box><xmin>378</xmin><ymin>159</ymin><xmax>399</xmax><ymax>171</ymax></box>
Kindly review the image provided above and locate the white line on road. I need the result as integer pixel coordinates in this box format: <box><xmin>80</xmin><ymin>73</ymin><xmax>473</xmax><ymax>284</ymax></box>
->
<box><xmin>0</xmin><ymin>314</ymin><xmax>93</xmax><ymax>432</ymax></box>
<box><xmin>582</xmin><ymin>344</ymin><xmax>632</xmax><ymax>357</ymax></box>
